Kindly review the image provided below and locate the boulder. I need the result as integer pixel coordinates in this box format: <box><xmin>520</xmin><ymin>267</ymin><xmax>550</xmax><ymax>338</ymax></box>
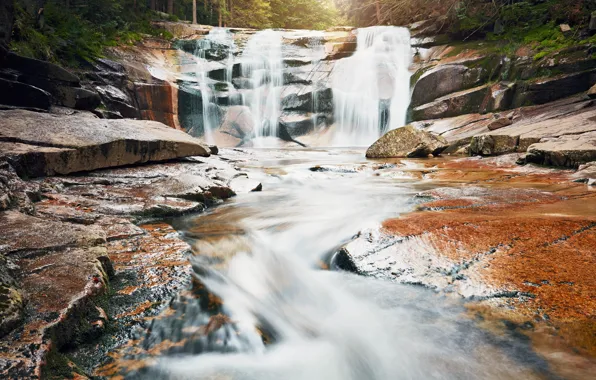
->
<box><xmin>411</xmin><ymin>84</ymin><xmax>491</xmax><ymax>121</ymax></box>
<box><xmin>487</xmin><ymin>116</ymin><xmax>512</xmax><ymax>131</ymax></box>
<box><xmin>279</xmin><ymin>112</ymin><xmax>324</xmax><ymax>137</ymax></box>
<box><xmin>366</xmin><ymin>125</ymin><xmax>448</xmax><ymax>158</ymax></box>
<box><xmin>512</xmin><ymin>70</ymin><xmax>596</xmax><ymax>108</ymax></box>
<box><xmin>220</xmin><ymin>105</ymin><xmax>254</xmax><ymax>139</ymax></box>
<box><xmin>5</xmin><ymin>53</ymin><xmax>79</xmax><ymax>85</ymax></box>
<box><xmin>522</xmin><ymin>131</ymin><xmax>596</xmax><ymax>168</ymax></box>
<box><xmin>410</xmin><ymin>65</ymin><xmax>469</xmax><ymax>108</ymax></box>
<box><xmin>55</xmin><ymin>86</ymin><xmax>102</xmax><ymax>110</ymax></box>
<box><xmin>0</xmin><ymin>78</ymin><xmax>52</xmax><ymax>110</ymax></box>
<box><xmin>0</xmin><ymin>109</ymin><xmax>211</xmax><ymax>177</ymax></box>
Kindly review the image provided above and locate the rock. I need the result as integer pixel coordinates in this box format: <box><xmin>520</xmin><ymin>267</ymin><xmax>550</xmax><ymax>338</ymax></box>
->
<box><xmin>96</xmin><ymin>85</ymin><xmax>139</xmax><ymax>118</ymax></box>
<box><xmin>0</xmin><ymin>109</ymin><xmax>211</xmax><ymax>177</ymax></box>
<box><xmin>512</xmin><ymin>70</ymin><xmax>596</xmax><ymax>108</ymax></box>
<box><xmin>410</xmin><ymin>64</ymin><xmax>494</xmax><ymax>108</ymax></box>
<box><xmin>411</xmin><ymin>84</ymin><xmax>491</xmax><ymax>121</ymax></box>
<box><xmin>220</xmin><ymin>105</ymin><xmax>255</xmax><ymax>139</ymax></box>
<box><xmin>588</xmin><ymin>83</ymin><xmax>596</xmax><ymax>99</ymax></box>
<box><xmin>5</xmin><ymin>53</ymin><xmax>80</xmax><ymax>85</ymax></box>
<box><xmin>366</xmin><ymin>125</ymin><xmax>449</xmax><ymax>158</ymax></box>
<box><xmin>487</xmin><ymin>116</ymin><xmax>513</xmax><ymax>131</ymax></box>
<box><xmin>0</xmin><ymin>161</ymin><xmax>38</xmax><ymax>213</ymax></box>
<box><xmin>522</xmin><ymin>131</ymin><xmax>596</xmax><ymax>168</ymax></box>
<box><xmin>135</xmin><ymin>82</ymin><xmax>177</xmax><ymax>128</ymax></box>
<box><xmin>229</xmin><ymin>176</ymin><xmax>262</xmax><ymax>193</ymax></box>
<box><xmin>470</xmin><ymin>100</ymin><xmax>596</xmax><ymax>157</ymax></box>
<box><xmin>0</xmin><ymin>78</ymin><xmax>52</xmax><ymax>110</ymax></box>
<box><xmin>209</xmin><ymin>145</ymin><xmax>219</xmax><ymax>155</ymax></box>
<box><xmin>55</xmin><ymin>86</ymin><xmax>102</xmax><ymax>110</ymax></box>
<box><xmin>279</xmin><ymin>112</ymin><xmax>323</xmax><ymax>137</ymax></box>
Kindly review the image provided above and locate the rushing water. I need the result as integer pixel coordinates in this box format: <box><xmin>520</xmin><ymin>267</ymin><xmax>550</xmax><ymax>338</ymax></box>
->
<box><xmin>177</xmin><ymin>26</ymin><xmax>412</xmax><ymax>147</ymax></box>
<box><xmin>331</xmin><ymin>27</ymin><xmax>412</xmax><ymax>147</ymax></box>
<box><xmin>122</xmin><ymin>149</ymin><xmax>557</xmax><ymax>380</ymax></box>
<box><xmin>188</xmin><ymin>28</ymin><xmax>236</xmax><ymax>143</ymax></box>
<box><xmin>240</xmin><ymin>30</ymin><xmax>284</xmax><ymax>143</ymax></box>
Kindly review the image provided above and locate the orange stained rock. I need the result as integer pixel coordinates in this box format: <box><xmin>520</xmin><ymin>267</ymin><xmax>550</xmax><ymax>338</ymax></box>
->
<box><xmin>381</xmin><ymin>159</ymin><xmax>596</xmax><ymax>357</ymax></box>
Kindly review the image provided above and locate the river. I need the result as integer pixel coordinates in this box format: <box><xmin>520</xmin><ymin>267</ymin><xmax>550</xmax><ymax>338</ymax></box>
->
<box><xmin>123</xmin><ymin>148</ymin><xmax>558</xmax><ymax>380</ymax></box>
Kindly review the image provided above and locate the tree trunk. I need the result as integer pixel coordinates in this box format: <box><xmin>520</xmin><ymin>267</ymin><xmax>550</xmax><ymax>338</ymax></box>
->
<box><xmin>228</xmin><ymin>0</ymin><xmax>233</xmax><ymax>26</ymax></box>
<box><xmin>150</xmin><ymin>0</ymin><xmax>156</xmax><ymax>11</ymax></box>
<box><xmin>376</xmin><ymin>0</ymin><xmax>382</xmax><ymax>25</ymax></box>
<box><xmin>192</xmin><ymin>0</ymin><xmax>197</xmax><ymax>24</ymax></box>
<box><xmin>167</xmin><ymin>0</ymin><xmax>174</xmax><ymax>15</ymax></box>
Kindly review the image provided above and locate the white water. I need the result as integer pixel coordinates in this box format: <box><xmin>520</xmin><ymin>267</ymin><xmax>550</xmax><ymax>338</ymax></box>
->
<box><xmin>126</xmin><ymin>149</ymin><xmax>552</xmax><ymax>380</ymax></box>
<box><xmin>332</xmin><ymin>27</ymin><xmax>412</xmax><ymax>147</ymax></box>
<box><xmin>240</xmin><ymin>30</ymin><xmax>284</xmax><ymax>144</ymax></box>
<box><xmin>191</xmin><ymin>28</ymin><xmax>236</xmax><ymax>143</ymax></box>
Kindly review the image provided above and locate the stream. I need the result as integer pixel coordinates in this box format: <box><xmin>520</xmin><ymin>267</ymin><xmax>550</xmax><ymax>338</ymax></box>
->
<box><xmin>124</xmin><ymin>148</ymin><xmax>558</xmax><ymax>380</ymax></box>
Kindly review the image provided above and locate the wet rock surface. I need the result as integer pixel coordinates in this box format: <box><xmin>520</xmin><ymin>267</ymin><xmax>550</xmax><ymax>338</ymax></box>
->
<box><xmin>343</xmin><ymin>154</ymin><xmax>596</xmax><ymax>363</ymax></box>
<box><xmin>0</xmin><ymin>148</ymin><xmax>257</xmax><ymax>378</ymax></box>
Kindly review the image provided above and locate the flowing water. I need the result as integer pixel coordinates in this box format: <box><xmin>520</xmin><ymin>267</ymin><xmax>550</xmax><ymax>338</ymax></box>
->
<box><xmin>240</xmin><ymin>30</ymin><xmax>284</xmax><ymax>143</ymax></box>
<box><xmin>188</xmin><ymin>28</ymin><xmax>236</xmax><ymax>143</ymax></box>
<box><xmin>177</xmin><ymin>26</ymin><xmax>412</xmax><ymax>147</ymax></box>
<box><xmin>331</xmin><ymin>27</ymin><xmax>412</xmax><ymax>147</ymax></box>
<box><xmin>123</xmin><ymin>149</ymin><xmax>558</xmax><ymax>380</ymax></box>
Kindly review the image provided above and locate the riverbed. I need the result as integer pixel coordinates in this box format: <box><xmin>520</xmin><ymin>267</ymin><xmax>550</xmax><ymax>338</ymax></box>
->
<box><xmin>99</xmin><ymin>148</ymin><xmax>586</xmax><ymax>380</ymax></box>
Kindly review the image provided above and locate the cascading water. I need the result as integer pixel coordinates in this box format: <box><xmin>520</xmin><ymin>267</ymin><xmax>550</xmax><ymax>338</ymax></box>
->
<box><xmin>332</xmin><ymin>26</ymin><xmax>412</xmax><ymax>147</ymax></box>
<box><xmin>190</xmin><ymin>28</ymin><xmax>236</xmax><ymax>143</ymax></box>
<box><xmin>240</xmin><ymin>30</ymin><xmax>284</xmax><ymax>144</ymax></box>
<box><xmin>309</xmin><ymin>32</ymin><xmax>326</xmax><ymax>129</ymax></box>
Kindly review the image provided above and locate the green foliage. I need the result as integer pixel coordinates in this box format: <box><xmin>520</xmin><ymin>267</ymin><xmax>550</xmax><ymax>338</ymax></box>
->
<box><xmin>10</xmin><ymin>0</ymin><xmax>171</xmax><ymax>67</ymax></box>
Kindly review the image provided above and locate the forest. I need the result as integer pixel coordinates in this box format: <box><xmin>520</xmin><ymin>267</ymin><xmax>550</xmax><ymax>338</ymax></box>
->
<box><xmin>7</xmin><ymin>0</ymin><xmax>596</xmax><ymax>67</ymax></box>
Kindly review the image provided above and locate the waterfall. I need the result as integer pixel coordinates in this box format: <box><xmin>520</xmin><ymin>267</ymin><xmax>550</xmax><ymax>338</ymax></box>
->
<box><xmin>240</xmin><ymin>30</ymin><xmax>284</xmax><ymax>145</ymax></box>
<box><xmin>331</xmin><ymin>26</ymin><xmax>412</xmax><ymax>147</ymax></box>
<box><xmin>309</xmin><ymin>32</ymin><xmax>326</xmax><ymax>130</ymax></box>
<box><xmin>191</xmin><ymin>28</ymin><xmax>236</xmax><ymax>143</ymax></box>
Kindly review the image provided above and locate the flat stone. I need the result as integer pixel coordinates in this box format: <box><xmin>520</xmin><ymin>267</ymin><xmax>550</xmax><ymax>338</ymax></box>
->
<box><xmin>523</xmin><ymin>131</ymin><xmax>596</xmax><ymax>168</ymax></box>
<box><xmin>366</xmin><ymin>125</ymin><xmax>448</xmax><ymax>158</ymax></box>
<box><xmin>0</xmin><ymin>211</ymin><xmax>106</xmax><ymax>257</ymax></box>
<box><xmin>470</xmin><ymin>102</ymin><xmax>596</xmax><ymax>157</ymax></box>
<box><xmin>0</xmin><ymin>109</ymin><xmax>210</xmax><ymax>177</ymax></box>
<box><xmin>487</xmin><ymin>117</ymin><xmax>513</xmax><ymax>131</ymax></box>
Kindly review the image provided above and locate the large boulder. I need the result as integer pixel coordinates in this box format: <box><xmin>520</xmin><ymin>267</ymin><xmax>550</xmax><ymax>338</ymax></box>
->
<box><xmin>5</xmin><ymin>53</ymin><xmax>79</xmax><ymax>85</ymax></box>
<box><xmin>411</xmin><ymin>64</ymin><xmax>482</xmax><ymax>108</ymax></box>
<box><xmin>411</xmin><ymin>84</ymin><xmax>491</xmax><ymax>121</ymax></box>
<box><xmin>0</xmin><ymin>109</ymin><xmax>211</xmax><ymax>177</ymax></box>
<box><xmin>366</xmin><ymin>125</ymin><xmax>448</xmax><ymax>158</ymax></box>
<box><xmin>511</xmin><ymin>70</ymin><xmax>596</xmax><ymax>108</ymax></box>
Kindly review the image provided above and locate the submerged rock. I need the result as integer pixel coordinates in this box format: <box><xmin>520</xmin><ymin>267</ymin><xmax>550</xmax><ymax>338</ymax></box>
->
<box><xmin>366</xmin><ymin>125</ymin><xmax>448</xmax><ymax>158</ymax></box>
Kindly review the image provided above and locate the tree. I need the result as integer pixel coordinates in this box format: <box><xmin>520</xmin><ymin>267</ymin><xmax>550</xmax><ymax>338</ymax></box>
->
<box><xmin>167</xmin><ymin>0</ymin><xmax>174</xmax><ymax>14</ymax></box>
<box><xmin>192</xmin><ymin>0</ymin><xmax>197</xmax><ymax>23</ymax></box>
